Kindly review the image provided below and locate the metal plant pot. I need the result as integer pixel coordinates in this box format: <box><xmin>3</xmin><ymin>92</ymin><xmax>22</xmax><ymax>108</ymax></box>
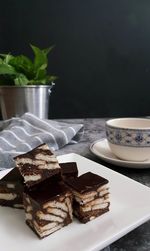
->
<box><xmin>0</xmin><ymin>85</ymin><xmax>52</xmax><ymax>120</ymax></box>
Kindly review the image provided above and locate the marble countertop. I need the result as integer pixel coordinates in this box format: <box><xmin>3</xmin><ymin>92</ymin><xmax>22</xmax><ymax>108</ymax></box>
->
<box><xmin>56</xmin><ymin>118</ymin><xmax>150</xmax><ymax>251</ymax></box>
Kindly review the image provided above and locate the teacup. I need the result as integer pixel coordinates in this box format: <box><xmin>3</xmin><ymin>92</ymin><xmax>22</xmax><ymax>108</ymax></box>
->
<box><xmin>105</xmin><ymin>118</ymin><xmax>150</xmax><ymax>162</ymax></box>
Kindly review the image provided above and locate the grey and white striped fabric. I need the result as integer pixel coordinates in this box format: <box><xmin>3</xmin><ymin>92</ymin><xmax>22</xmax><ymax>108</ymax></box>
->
<box><xmin>0</xmin><ymin>112</ymin><xmax>83</xmax><ymax>170</ymax></box>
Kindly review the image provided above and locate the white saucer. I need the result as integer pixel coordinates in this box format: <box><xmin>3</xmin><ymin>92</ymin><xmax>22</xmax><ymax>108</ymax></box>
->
<box><xmin>90</xmin><ymin>138</ymin><xmax>150</xmax><ymax>168</ymax></box>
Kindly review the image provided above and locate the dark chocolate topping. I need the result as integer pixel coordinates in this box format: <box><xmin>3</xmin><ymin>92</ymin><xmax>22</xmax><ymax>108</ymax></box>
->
<box><xmin>1</xmin><ymin>167</ymin><xmax>23</xmax><ymax>182</ymax></box>
<box><xmin>60</xmin><ymin>162</ymin><xmax>78</xmax><ymax>177</ymax></box>
<box><xmin>25</xmin><ymin>180</ymin><xmax>69</xmax><ymax>204</ymax></box>
<box><xmin>66</xmin><ymin>172</ymin><xmax>108</xmax><ymax>193</ymax></box>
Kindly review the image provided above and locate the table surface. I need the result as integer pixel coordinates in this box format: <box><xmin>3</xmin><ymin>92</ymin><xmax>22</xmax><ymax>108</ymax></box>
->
<box><xmin>56</xmin><ymin>118</ymin><xmax>150</xmax><ymax>251</ymax></box>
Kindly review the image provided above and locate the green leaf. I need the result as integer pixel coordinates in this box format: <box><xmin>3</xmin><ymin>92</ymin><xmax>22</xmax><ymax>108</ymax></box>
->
<box><xmin>9</xmin><ymin>55</ymin><xmax>34</xmax><ymax>79</ymax></box>
<box><xmin>14</xmin><ymin>74</ymin><xmax>29</xmax><ymax>86</ymax></box>
<box><xmin>35</xmin><ymin>68</ymin><xmax>47</xmax><ymax>80</ymax></box>
<box><xmin>30</xmin><ymin>44</ymin><xmax>48</xmax><ymax>71</ymax></box>
<box><xmin>28</xmin><ymin>76</ymin><xmax>56</xmax><ymax>85</ymax></box>
<box><xmin>46</xmin><ymin>75</ymin><xmax>58</xmax><ymax>83</ymax></box>
<box><xmin>0</xmin><ymin>54</ymin><xmax>14</xmax><ymax>64</ymax></box>
<box><xmin>0</xmin><ymin>44</ymin><xmax>56</xmax><ymax>86</ymax></box>
<box><xmin>0</xmin><ymin>53</ymin><xmax>7</xmax><ymax>57</ymax></box>
<box><xmin>43</xmin><ymin>45</ymin><xmax>55</xmax><ymax>55</ymax></box>
<box><xmin>0</xmin><ymin>63</ymin><xmax>17</xmax><ymax>75</ymax></box>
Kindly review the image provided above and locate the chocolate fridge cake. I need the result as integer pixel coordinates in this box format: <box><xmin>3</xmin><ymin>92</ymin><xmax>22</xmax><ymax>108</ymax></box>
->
<box><xmin>14</xmin><ymin>143</ymin><xmax>61</xmax><ymax>188</ymax></box>
<box><xmin>23</xmin><ymin>180</ymin><xmax>73</xmax><ymax>238</ymax></box>
<box><xmin>59</xmin><ymin>162</ymin><xmax>78</xmax><ymax>179</ymax></box>
<box><xmin>66</xmin><ymin>172</ymin><xmax>110</xmax><ymax>223</ymax></box>
<box><xmin>0</xmin><ymin>167</ymin><xmax>24</xmax><ymax>208</ymax></box>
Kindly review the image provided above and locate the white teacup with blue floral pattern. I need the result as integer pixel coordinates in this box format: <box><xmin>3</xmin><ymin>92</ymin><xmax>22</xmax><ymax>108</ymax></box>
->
<box><xmin>106</xmin><ymin>118</ymin><xmax>150</xmax><ymax>162</ymax></box>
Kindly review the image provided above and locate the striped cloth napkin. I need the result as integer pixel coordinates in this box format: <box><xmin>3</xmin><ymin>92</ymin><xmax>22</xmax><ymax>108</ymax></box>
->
<box><xmin>0</xmin><ymin>112</ymin><xmax>83</xmax><ymax>170</ymax></box>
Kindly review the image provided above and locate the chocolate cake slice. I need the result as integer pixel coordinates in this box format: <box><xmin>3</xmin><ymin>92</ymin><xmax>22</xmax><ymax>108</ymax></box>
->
<box><xmin>14</xmin><ymin>143</ymin><xmax>61</xmax><ymax>188</ymax></box>
<box><xmin>0</xmin><ymin>167</ymin><xmax>24</xmax><ymax>208</ymax></box>
<box><xmin>60</xmin><ymin>162</ymin><xmax>78</xmax><ymax>179</ymax></box>
<box><xmin>66</xmin><ymin>172</ymin><xmax>110</xmax><ymax>223</ymax></box>
<box><xmin>23</xmin><ymin>180</ymin><xmax>73</xmax><ymax>238</ymax></box>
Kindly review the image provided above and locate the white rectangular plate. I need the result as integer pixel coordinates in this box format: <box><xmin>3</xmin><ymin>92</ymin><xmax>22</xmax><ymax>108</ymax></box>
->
<box><xmin>1</xmin><ymin>153</ymin><xmax>150</xmax><ymax>251</ymax></box>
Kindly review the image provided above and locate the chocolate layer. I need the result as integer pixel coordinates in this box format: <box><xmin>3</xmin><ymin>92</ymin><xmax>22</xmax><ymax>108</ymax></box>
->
<box><xmin>66</xmin><ymin>172</ymin><xmax>110</xmax><ymax>223</ymax></box>
<box><xmin>74</xmin><ymin>203</ymin><xmax>109</xmax><ymax>223</ymax></box>
<box><xmin>2</xmin><ymin>167</ymin><xmax>23</xmax><ymax>182</ymax></box>
<box><xmin>25</xmin><ymin>180</ymin><xmax>71</xmax><ymax>204</ymax></box>
<box><xmin>23</xmin><ymin>180</ymin><xmax>73</xmax><ymax>238</ymax></box>
<box><xmin>66</xmin><ymin>172</ymin><xmax>108</xmax><ymax>193</ymax></box>
<box><xmin>0</xmin><ymin>168</ymin><xmax>24</xmax><ymax>208</ymax></box>
<box><xmin>60</xmin><ymin>162</ymin><xmax>78</xmax><ymax>179</ymax></box>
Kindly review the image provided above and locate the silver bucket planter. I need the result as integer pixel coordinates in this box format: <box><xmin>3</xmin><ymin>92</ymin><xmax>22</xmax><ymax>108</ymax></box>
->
<box><xmin>0</xmin><ymin>85</ymin><xmax>53</xmax><ymax>120</ymax></box>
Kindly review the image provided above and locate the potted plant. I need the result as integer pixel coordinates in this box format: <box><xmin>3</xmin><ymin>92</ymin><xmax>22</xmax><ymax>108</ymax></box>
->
<box><xmin>0</xmin><ymin>44</ymin><xmax>57</xmax><ymax>119</ymax></box>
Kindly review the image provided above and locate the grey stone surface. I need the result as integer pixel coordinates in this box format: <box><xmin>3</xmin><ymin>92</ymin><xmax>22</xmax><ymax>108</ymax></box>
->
<box><xmin>56</xmin><ymin>118</ymin><xmax>150</xmax><ymax>251</ymax></box>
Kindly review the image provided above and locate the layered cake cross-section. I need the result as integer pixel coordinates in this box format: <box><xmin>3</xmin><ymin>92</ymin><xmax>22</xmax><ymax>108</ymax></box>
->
<box><xmin>23</xmin><ymin>180</ymin><xmax>73</xmax><ymax>238</ymax></box>
<box><xmin>14</xmin><ymin>143</ymin><xmax>61</xmax><ymax>188</ymax></box>
<box><xmin>0</xmin><ymin>167</ymin><xmax>24</xmax><ymax>208</ymax></box>
<box><xmin>66</xmin><ymin>172</ymin><xmax>110</xmax><ymax>223</ymax></box>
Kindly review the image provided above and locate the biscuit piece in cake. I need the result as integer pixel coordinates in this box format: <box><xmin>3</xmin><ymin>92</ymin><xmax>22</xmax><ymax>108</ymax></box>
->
<box><xmin>60</xmin><ymin>162</ymin><xmax>78</xmax><ymax>179</ymax></box>
<box><xmin>23</xmin><ymin>180</ymin><xmax>73</xmax><ymax>238</ymax></box>
<box><xmin>14</xmin><ymin>143</ymin><xmax>61</xmax><ymax>188</ymax></box>
<box><xmin>0</xmin><ymin>167</ymin><xmax>24</xmax><ymax>208</ymax></box>
<box><xmin>66</xmin><ymin>172</ymin><xmax>110</xmax><ymax>223</ymax></box>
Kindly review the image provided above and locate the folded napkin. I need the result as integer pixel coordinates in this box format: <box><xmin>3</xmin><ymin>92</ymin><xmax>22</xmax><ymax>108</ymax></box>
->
<box><xmin>0</xmin><ymin>112</ymin><xmax>83</xmax><ymax>170</ymax></box>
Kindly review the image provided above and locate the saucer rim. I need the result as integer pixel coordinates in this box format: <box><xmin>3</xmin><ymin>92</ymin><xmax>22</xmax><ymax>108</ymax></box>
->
<box><xmin>90</xmin><ymin>138</ymin><xmax>150</xmax><ymax>168</ymax></box>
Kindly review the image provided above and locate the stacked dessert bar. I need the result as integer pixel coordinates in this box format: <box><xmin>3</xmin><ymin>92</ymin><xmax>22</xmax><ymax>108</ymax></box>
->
<box><xmin>14</xmin><ymin>143</ymin><xmax>74</xmax><ymax>238</ymax></box>
<box><xmin>23</xmin><ymin>181</ymin><xmax>73</xmax><ymax>238</ymax></box>
<box><xmin>14</xmin><ymin>143</ymin><xmax>61</xmax><ymax>188</ymax></box>
<box><xmin>66</xmin><ymin>172</ymin><xmax>110</xmax><ymax>223</ymax></box>
<box><xmin>0</xmin><ymin>143</ymin><xmax>110</xmax><ymax>239</ymax></box>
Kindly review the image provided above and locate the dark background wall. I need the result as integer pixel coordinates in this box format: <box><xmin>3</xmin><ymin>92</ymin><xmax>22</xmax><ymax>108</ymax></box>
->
<box><xmin>0</xmin><ymin>0</ymin><xmax>150</xmax><ymax>118</ymax></box>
